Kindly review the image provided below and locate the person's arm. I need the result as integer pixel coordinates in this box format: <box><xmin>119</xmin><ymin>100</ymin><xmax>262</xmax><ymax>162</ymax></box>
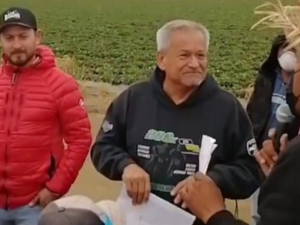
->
<box><xmin>206</xmin><ymin>210</ymin><xmax>248</xmax><ymax>225</ymax></box>
<box><xmin>245</xmin><ymin>75</ymin><xmax>264</xmax><ymax>148</ymax></box>
<box><xmin>46</xmin><ymin>76</ymin><xmax>92</xmax><ymax>195</ymax></box>
<box><xmin>91</xmin><ymin>89</ymin><xmax>135</xmax><ymax>180</ymax></box>
<box><xmin>207</xmin><ymin>99</ymin><xmax>264</xmax><ymax>199</ymax></box>
<box><xmin>245</xmin><ymin>75</ymin><xmax>261</xmax><ymax>121</ymax></box>
<box><xmin>257</xmin><ymin>136</ymin><xmax>300</xmax><ymax>225</ymax></box>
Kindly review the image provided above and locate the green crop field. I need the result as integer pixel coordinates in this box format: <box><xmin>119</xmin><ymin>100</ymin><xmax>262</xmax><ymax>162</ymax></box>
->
<box><xmin>0</xmin><ymin>0</ymin><xmax>296</xmax><ymax>97</ymax></box>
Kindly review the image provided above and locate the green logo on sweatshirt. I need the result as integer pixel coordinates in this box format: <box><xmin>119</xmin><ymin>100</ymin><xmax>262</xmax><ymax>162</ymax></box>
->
<box><xmin>144</xmin><ymin>129</ymin><xmax>178</xmax><ymax>144</ymax></box>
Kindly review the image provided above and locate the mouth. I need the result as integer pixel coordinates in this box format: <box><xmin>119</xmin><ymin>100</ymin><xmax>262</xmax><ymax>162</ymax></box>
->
<box><xmin>183</xmin><ymin>72</ymin><xmax>202</xmax><ymax>76</ymax></box>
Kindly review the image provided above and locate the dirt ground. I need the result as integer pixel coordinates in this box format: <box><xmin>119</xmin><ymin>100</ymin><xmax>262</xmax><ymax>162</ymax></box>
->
<box><xmin>67</xmin><ymin>81</ymin><xmax>252</xmax><ymax>223</ymax></box>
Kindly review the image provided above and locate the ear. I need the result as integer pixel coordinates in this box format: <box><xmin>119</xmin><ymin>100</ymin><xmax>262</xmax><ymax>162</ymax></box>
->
<box><xmin>156</xmin><ymin>51</ymin><xmax>166</xmax><ymax>71</ymax></box>
<box><xmin>35</xmin><ymin>29</ymin><xmax>43</xmax><ymax>45</ymax></box>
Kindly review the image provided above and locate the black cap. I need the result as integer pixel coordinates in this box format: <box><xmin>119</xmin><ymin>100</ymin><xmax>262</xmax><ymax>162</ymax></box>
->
<box><xmin>0</xmin><ymin>7</ymin><xmax>37</xmax><ymax>32</ymax></box>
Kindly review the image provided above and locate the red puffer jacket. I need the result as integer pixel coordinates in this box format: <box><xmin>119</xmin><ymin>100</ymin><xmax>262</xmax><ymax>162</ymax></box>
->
<box><xmin>0</xmin><ymin>45</ymin><xmax>92</xmax><ymax>209</ymax></box>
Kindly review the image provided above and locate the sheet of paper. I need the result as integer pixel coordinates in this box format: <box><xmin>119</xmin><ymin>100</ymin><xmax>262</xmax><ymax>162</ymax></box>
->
<box><xmin>199</xmin><ymin>135</ymin><xmax>217</xmax><ymax>174</ymax></box>
<box><xmin>117</xmin><ymin>185</ymin><xmax>195</xmax><ymax>225</ymax></box>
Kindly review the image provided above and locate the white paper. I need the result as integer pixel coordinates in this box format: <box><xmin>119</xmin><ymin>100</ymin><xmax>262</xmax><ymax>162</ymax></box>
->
<box><xmin>117</xmin><ymin>185</ymin><xmax>195</xmax><ymax>225</ymax></box>
<box><xmin>199</xmin><ymin>135</ymin><xmax>217</xmax><ymax>174</ymax></box>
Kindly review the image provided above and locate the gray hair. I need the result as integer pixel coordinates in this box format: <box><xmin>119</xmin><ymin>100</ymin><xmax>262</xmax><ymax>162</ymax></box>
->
<box><xmin>156</xmin><ymin>19</ymin><xmax>210</xmax><ymax>52</ymax></box>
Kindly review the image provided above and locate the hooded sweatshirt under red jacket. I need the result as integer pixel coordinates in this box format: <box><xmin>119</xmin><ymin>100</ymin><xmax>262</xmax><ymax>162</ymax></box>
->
<box><xmin>0</xmin><ymin>45</ymin><xmax>92</xmax><ymax>209</ymax></box>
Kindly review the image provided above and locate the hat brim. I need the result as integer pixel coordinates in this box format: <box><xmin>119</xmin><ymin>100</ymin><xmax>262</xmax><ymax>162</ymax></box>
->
<box><xmin>0</xmin><ymin>22</ymin><xmax>35</xmax><ymax>32</ymax></box>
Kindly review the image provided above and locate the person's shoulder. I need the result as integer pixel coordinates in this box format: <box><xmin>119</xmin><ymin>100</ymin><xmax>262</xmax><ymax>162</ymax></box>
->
<box><xmin>118</xmin><ymin>80</ymin><xmax>151</xmax><ymax>98</ymax></box>
<box><xmin>45</xmin><ymin>68</ymin><xmax>80</xmax><ymax>96</ymax></box>
<box><xmin>126</xmin><ymin>79</ymin><xmax>151</xmax><ymax>93</ymax></box>
<box><xmin>46</xmin><ymin>67</ymin><xmax>75</xmax><ymax>83</ymax></box>
<box><xmin>215</xmin><ymin>88</ymin><xmax>243</xmax><ymax>109</ymax></box>
<box><xmin>113</xmin><ymin>80</ymin><xmax>151</xmax><ymax>104</ymax></box>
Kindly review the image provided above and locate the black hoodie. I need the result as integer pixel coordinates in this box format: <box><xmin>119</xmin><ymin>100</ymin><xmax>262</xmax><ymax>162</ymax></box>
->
<box><xmin>91</xmin><ymin>67</ymin><xmax>262</xmax><ymax>212</ymax></box>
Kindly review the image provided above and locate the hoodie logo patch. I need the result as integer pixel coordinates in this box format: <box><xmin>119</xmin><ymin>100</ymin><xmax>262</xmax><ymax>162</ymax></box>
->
<box><xmin>246</xmin><ymin>138</ymin><xmax>257</xmax><ymax>156</ymax></box>
<box><xmin>102</xmin><ymin>120</ymin><xmax>113</xmax><ymax>133</ymax></box>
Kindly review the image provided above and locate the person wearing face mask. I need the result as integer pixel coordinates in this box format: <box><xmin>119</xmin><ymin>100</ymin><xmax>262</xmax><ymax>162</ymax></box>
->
<box><xmin>246</xmin><ymin>34</ymin><xmax>300</xmax><ymax>225</ymax></box>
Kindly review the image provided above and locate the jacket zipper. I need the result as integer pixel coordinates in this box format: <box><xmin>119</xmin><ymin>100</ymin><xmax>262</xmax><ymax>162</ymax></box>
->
<box><xmin>3</xmin><ymin>71</ymin><xmax>18</xmax><ymax>209</ymax></box>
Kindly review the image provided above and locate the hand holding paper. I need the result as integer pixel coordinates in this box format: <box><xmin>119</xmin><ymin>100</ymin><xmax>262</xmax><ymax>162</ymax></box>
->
<box><xmin>117</xmin><ymin>185</ymin><xmax>195</xmax><ymax>225</ymax></box>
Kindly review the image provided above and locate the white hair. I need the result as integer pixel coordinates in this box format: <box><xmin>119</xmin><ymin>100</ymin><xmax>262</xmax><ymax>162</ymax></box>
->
<box><xmin>156</xmin><ymin>19</ymin><xmax>210</xmax><ymax>52</ymax></box>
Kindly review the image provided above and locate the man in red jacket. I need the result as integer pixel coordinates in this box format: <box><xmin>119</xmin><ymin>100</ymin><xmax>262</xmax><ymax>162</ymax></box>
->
<box><xmin>0</xmin><ymin>6</ymin><xmax>92</xmax><ymax>225</ymax></box>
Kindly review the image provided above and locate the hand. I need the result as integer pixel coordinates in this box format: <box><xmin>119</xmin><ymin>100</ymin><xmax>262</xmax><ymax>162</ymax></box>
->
<box><xmin>122</xmin><ymin>164</ymin><xmax>150</xmax><ymax>205</ymax></box>
<box><xmin>254</xmin><ymin>128</ymin><xmax>288</xmax><ymax>176</ymax></box>
<box><xmin>179</xmin><ymin>173</ymin><xmax>225</xmax><ymax>223</ymax></box>
<box><xmin>29</xmin><ymin>188</ymin><xmax>58</xmax><ymax>207</ymax></box>
<box><xmin>171</xmin><ymin>174</ymin><xmax>212</xmax><ymax>208</ymax></box>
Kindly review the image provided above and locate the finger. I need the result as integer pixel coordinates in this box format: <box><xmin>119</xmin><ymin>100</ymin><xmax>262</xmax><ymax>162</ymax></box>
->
<box><xmin>124</xmin><ymin>180</ymin><xmax>133</xmax><ymax>198</ymax></box>
<box><xmin>254</xmin><ymin>151</ymin><xmax>265</xmax><ymax>164</ymax></box>
<box><xmin>268</xmin><ymin>128</ymin><xmax>276</xmax><ymax>139</ymax></box>
<box><xmin>194</xmin><ymin>172</ymin><xmax>206</xmax><ymax>181</ymax></box>
<box><xmin>179</xmin><ymin>186</ymin><xmax>189</xmax><ymax>202</ymax></box>
<box><xmin>179</xmin><ymin>183</ymin><xmax>192</xmax><ymax>207</ymax></box>
<box><xmin>254</xmin><ymin>151</ymin><xmax>272</xmax><ymax>176</ymax></box>
<box><xmin>143</xmin><ymin>176</ymin><xmax>151</xmax><ymax>203</ymax></box>
<box><xmin>136</xmin><ymin>179</ymin><xmax>145</xmax><ymax>204</ymax></box>
<box><xmin>279</xmin><ymin>134</ymin><xmax>288</xmax><ymax>153</ymax></box>
<box><xmin>40</xmin><ymin>198</ymin><xmax>47</xmax><ymax>208</ymax></box>
<box><xmin>131</xmin><ymin>181</ymin><xmax>139</xmax><ymax>205</ymax></box>
<box><xmin>260</xmin><ymin>150</ymin><xmax>275</xmax><ymax>168</ymax></box>
<box><xmin>171</xmin><ymin>179</ymin><xmax>186</xmax><ymax>196</ymax></box>
<box><xmin>262</xmin><ymin>141</ymin><xmax>278</xmax><ymax>161</ymax></box>
<box><xmin>29</xmin><ymin>195</ymin><xmax>39</xmax><ymax>207</ymax></box>
<box><xmin>174</xmin><ymin>193</ymin><xmax>182</xmax><ymax>204</ymax></box>
<box><xmin>260</xmin><ymin>162</ymin><xmax>271</xmax><ymax>177</ymax></box>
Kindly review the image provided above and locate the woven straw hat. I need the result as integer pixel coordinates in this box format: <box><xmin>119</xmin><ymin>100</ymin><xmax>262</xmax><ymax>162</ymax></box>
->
<box><xmin>251</xmin><ymin>0</ymin><xmax>300</xmax><ymax>55</ymax></box>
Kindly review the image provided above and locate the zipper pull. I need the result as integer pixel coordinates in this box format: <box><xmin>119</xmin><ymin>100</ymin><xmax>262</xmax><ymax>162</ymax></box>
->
<box><xmin>11</xmin><ymin>72</ymin><xmax>16</xmax><ymax>86</ymax></box>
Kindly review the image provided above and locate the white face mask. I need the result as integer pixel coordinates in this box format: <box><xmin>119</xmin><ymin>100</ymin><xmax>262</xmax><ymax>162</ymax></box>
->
<box><xmin>278</xmin><ymin>51</ymin><xmax>297</xmax><ymax>72</ymax></box>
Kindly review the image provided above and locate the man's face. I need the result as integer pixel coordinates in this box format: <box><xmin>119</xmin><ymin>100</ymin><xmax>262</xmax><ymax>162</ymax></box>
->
<box><xmin>157</xmin><ymin>29</ymin><xmax>208</xmax><ymax>87</ymax></box>
<box><xmin>0</xmin><ymin>25</ymin><xmax>41</xmax><ymax>67</ymax></box>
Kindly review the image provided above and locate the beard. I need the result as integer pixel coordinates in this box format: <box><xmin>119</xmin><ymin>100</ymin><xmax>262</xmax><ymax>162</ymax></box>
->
<box><xmin>6</xmin><ymin>51</ymin><xmax>35</xmax><ymax>67</ymax></box>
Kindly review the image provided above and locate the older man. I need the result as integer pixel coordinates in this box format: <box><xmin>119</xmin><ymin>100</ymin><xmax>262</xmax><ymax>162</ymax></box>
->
<box><xmin>91</xmin><ymin>20</ymin><xmax>262</xmax><ymax>224</ymax></box>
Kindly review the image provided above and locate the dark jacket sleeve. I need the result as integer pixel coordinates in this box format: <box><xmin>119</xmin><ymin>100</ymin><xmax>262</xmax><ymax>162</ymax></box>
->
<box><xmin>90</xmin><ymin>89</ymin><xmax>135</xmax><ymax>180</ymax></box>
<box><xmin>208</xmin><ymin>99</ymin><xmax>263</xmax><ymax>199</ymax></box>
<box><xmin>257</xmin><ymin>136</ymin><xmax>300</xmax><ymax>225</ymax></box>
<box><xmin>246</xmin><ymin>75</ymin><xmax>268</xmax><ymax>148</ymax></box>
<box><xmin>206</xmin><ymin>210</ymin><xmax>248</xmax><ymax>225</ymax></box>
<box><xmin>246</xmin><ymin>75</ymin><xmax>261</xmax><ymax>123</ymax></box>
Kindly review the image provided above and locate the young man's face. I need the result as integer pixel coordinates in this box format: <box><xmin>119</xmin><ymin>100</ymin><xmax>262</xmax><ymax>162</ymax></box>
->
<box><xmin>0</xmin><ymin>25</ymin><xmax>41</xmax><ymax>67</ymax></box>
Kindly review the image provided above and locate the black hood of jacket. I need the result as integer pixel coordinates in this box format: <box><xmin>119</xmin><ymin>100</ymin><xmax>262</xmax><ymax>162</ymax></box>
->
<box><xmin>150</xmin><ymin>66</ymin><xmax>219</xmax><ymax>108</ymax></box>
<box><xmin>260</xmin><ymin>34</ymin><xmax>288</xmax><ymax>75</ymax></box>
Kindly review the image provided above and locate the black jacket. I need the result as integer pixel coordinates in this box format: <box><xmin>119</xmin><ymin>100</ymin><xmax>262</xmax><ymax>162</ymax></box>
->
<box><xmin>246</xmin><ymin>35</ymin><xmax>300</xmax><ymax>148</ymax></box>
<box><xmin>91</xmin><ymin>68</ymin><xmax>262</xmax><ymax>220</ymax></box>
<box><xmin>205</xmin><ymin>135</ymin><xmax>300</xmax><ymax>225</ymax></box>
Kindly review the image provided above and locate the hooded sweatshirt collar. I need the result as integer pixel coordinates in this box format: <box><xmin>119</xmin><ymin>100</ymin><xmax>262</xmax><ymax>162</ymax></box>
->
<box><xmin>150</xmin><ymin>66</ymin><xmax>219</xmax><ymax>108</ymax></box>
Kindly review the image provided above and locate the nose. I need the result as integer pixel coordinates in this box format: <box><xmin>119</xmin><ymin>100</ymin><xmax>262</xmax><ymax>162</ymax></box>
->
<box><xmin>11</xmin><ymin>38</ymin><xmax>22</xmax><ymax>49</ymax></box>
<box><xmin>188</xmin><ymin>56</ymin><xmax>199</xmax><ymax>68</ymax></box>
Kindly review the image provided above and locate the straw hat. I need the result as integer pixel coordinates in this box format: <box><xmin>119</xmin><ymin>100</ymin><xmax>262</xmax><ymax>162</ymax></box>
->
<box><xmin>251</xmin><ymin>0</ymin><xmax>300</xmax><ymax>55</ymax></box>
